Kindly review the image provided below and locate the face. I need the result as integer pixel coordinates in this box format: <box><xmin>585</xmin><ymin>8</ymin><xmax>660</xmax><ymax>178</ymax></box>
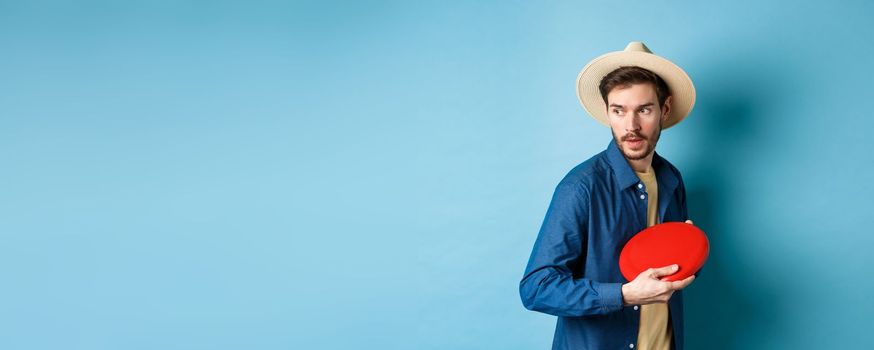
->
<box><xmin>605</xmin><ymin>83</ymin><xmax>672</xmax><ymax>161</ymax></box>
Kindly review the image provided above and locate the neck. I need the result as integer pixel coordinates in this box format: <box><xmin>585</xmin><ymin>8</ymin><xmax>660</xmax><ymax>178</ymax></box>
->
<box><xmin>627</xmin><ymin>152</ymin><xmax>655</xmax><ymax>173</ymax></box>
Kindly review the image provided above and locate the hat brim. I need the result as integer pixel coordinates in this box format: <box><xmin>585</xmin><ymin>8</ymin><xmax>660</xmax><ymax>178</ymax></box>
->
<box><xmin>576</xmin><ymin>50</ymin><xmax>696</xmax><ymax>130</ymax></box>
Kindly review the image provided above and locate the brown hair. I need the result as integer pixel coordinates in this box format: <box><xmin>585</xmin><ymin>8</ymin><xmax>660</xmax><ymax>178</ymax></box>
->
<box><xmin>598</xmin><ymin>66</ymin><xmax>671</xmax><ymax>107</ymax></box>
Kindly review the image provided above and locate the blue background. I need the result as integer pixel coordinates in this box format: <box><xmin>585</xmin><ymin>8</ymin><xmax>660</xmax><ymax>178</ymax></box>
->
<box><xmin>2</xmin><ymin>1</ymin><xmax>873</xmax><ymax>349</ymax></box>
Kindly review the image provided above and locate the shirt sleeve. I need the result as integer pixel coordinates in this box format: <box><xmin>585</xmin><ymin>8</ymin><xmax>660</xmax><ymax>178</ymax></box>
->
<box><xmin>677</xmin><ymin>171</ymin><xmax>704</xmax><ymax>279</ymax></box>
<box><xmin>677</xmin><ymin>170</ymin><xmax>689</xmax><ymax>223</ymax></box>
<box><xmin>519</xmin><ymin>181</ymin><xmax>625</xmax><ymax>317</ymax></box>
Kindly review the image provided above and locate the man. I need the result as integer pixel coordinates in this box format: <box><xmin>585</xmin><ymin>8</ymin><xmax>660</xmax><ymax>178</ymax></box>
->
<box><xmin>519</xmin><ymin>42</ymin><xmax>700</xmax><ymax>350</ymax></box>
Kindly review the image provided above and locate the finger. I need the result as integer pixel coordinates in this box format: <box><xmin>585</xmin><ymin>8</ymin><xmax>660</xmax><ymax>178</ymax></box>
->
<box><xmin>685</xmin><ymin>219</ymin><xmax>694</xmax><ymax>225</ymax></box>
<box><xmin>650</xmin><ymin>264</ymin><xmax>680</xmax><ymax>278</ymax></box>
<box><xmin>669</xmin><ymin>275</ymin><xmax>696</xmax><ymax>290</ymax></box>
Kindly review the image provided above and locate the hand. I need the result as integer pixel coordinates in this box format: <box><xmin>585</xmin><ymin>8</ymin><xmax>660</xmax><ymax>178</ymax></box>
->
<box><xmin>621</xmin><ymin>264</ymin><xmax>695</xmax><ymax>306</ymax></box>
<box><xmin>685</xmin><ymin>219</ymin><xmax>694</xmax><ymax>225</ymax></box>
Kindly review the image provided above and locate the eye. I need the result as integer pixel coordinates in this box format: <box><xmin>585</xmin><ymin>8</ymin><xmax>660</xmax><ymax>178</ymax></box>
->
<box><xmin>612</xmin><ymin>108</ymin><xmax>624</xmax><ymax>115</ymax></box>
<box><xmin>640</xmin><ymin>107</ymin><xmax>651</xmax><ymax>114</ymax></box>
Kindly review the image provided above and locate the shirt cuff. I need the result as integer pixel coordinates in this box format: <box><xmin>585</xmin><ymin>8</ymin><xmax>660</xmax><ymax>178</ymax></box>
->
<box><xmin>597</xmin><ymin>282</ymin><xmax>625</xmax><ymax>313</ymax></box>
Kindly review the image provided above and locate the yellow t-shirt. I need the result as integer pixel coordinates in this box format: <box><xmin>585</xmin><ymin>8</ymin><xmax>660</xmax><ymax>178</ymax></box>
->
<box><xmin>634</xmin><ymin>165</ymin><xmax>672</xmax><ymax>350</ymax></box>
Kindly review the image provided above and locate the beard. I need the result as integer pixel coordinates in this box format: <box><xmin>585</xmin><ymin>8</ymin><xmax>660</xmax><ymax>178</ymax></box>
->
<box><xmin>612</xmin><ymin>125</ymin><xmax>661</xmax><ymax>161</ymax></box>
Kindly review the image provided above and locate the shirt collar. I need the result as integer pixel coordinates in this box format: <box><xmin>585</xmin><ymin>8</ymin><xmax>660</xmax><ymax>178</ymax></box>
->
<box><xmin>605</xmin><ymin>138</ymin><xmax>643</xmax><ymax>190</ymax></box>
<box><xmin>604</xmin><ymin>138</ymin><xmax>678</xmax><ymax>192</ymax></box>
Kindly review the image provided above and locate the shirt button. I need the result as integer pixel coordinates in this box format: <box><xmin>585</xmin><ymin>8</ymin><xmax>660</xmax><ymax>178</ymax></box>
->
<box><xmin>639</xmin><ymin>194</ymin><xmax>645</xmax><ymax>200</ymax></box>
<box><xmin>638</xmin><ymin>183</ymin><xmax>643</xmax><ymax>189</ymax></box>
<box><xmin>629</xmin><ymin>344</ymin><xmax>635</xmax><ymax>348</ymax></box>
<box><xmin>634</xmin><ymin>305</ymin><xmax>639</xmax><ymax>310</ymax></box>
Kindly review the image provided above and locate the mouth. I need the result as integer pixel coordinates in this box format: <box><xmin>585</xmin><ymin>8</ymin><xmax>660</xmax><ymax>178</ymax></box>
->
<box><xmin>625</xmin><ymin>137</ymin><xmax>644</xmax><ymax>147</ymax></box>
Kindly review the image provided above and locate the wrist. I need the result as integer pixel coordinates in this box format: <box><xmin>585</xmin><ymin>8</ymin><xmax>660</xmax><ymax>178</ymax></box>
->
<box><xmin>621</xmin><ymin>283</ymin><xmax>630</xmax><ymax>306</ymax></box>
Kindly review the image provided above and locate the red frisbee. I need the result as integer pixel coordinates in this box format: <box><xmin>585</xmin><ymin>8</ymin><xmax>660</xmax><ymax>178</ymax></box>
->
<box><xmin>619</xmin><ymin>222</ymin><xmax>709</xmax><ymax>282</ymax></box>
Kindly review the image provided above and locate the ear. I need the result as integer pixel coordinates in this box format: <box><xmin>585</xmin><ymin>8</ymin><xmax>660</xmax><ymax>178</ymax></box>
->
<box><xmin>661</xmin><ymin>95</ymin><xmax>673</xmax><ymax>123</ymax></box>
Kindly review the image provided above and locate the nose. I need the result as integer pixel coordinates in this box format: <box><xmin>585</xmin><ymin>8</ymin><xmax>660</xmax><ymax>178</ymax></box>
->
<box><xmin>625</xmin><ymin>113</ymin><xmax>641</xmax><ymax>132</ymax></box>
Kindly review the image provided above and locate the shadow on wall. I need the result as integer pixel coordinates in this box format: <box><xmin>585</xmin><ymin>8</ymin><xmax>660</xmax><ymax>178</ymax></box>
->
<box><xmin>681</xmin><ymin>51</ymin><xmax>793</xmax><ymax>348</ymax></box>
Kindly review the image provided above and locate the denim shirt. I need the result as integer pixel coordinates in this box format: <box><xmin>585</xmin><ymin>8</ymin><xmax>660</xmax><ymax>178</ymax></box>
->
<box><xmin>519</xmin><ymin>138</ymin><xmax>691</xmax><ymax>350</ymax></box>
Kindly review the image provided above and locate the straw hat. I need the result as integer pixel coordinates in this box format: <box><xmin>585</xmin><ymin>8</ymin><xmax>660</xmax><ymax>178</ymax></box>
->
<box><xmin>576</xmin><ymin>41</ymin><xmax>696</xmax><ymax>129</ymax></box>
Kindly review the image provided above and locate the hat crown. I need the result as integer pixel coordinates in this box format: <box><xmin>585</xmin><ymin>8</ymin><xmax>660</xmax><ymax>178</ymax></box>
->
<box><xmin>624</xmin><ymin>41</ymin><xmax>652</xmax><ymax>53</ymax></box>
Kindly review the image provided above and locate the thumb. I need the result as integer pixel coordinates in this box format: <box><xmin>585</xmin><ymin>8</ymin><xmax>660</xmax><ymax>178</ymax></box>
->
<box><xmin>650</xmin><ymin>264</ymin><xmax>680</xmax><ymax>278</ymax></box>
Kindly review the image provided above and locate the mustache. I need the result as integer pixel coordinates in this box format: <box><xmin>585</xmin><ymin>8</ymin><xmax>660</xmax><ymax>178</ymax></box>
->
<box><xmin>621</xmin><ymin>133</ymin><xmax>646</xmax><ymax>141</ymax></box>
